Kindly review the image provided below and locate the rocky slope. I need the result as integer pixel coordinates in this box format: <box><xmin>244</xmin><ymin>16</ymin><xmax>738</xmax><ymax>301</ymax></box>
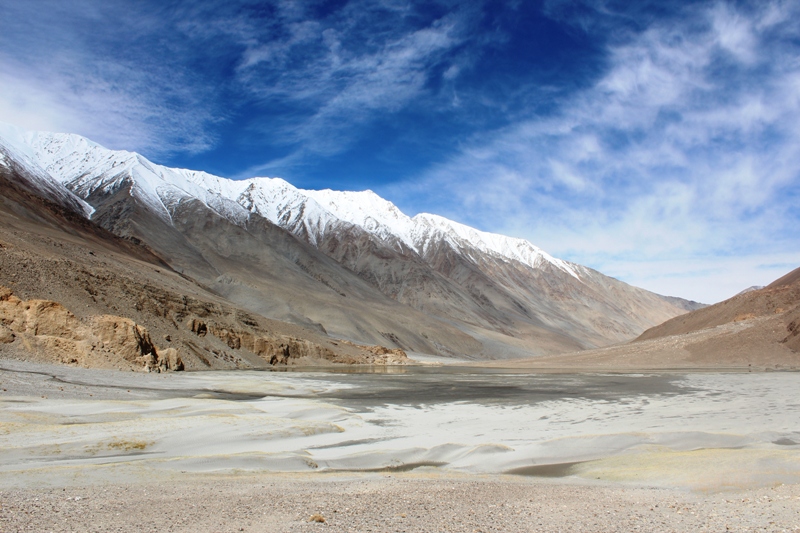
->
<box><xmin>0</xmin><ymin>286</ymin><xmax>183</xmax><ymax>372</ymax></box>
<box><xmin>5</xmin><ymin>124</ymin><xmax>700</xmax><ymax>359</ymax></box>
<box><xmin>0</xmin><ymin>137</ymin><xmax>408</xmax><ymax>370</ymax></box>
<box><xmin>480</xmin><ymin>267</ymin><xmax>800</xmax><ymax>370</ymax></box>
<box><xmin>636</xmin><ymin>266</ymin><xmax>800</xmax><ymax>352</ymax></box>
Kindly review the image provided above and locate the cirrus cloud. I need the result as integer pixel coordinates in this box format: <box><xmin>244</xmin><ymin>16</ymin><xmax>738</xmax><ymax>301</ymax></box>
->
<box><xmin>392</xmin><ymin>1</ymin><xmax>800</xmax><ymax>302</ymax></box>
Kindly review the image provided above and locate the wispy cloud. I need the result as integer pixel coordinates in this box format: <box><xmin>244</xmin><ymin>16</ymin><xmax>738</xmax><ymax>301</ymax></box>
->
<box><xmin>0</xmin><ymin>0</ymin><xmax>219</xmax><ymax>155</ymax></box>
<box><xmin>393</xmin><ymin>1</ymin><xmax>800</xmax><ymax>302</ymax></box>
<box><xmin>227</xmin><ymin>1</ymin><xmax>482</xmax><ymax>172</ymax></box>
<box><xmin>0</xmin><ymin>0</ymin><xmax>485</xmax><ymax>172</ymax></box>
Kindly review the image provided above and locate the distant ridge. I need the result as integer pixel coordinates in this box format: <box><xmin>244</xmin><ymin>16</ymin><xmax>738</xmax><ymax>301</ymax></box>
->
<box><xmin>476</xmin><ymin>265</ymin><xmax>800</xmax><ymax>371</ymax></box>
<box><xmin>736</xmin><ymin>285</ymin><xmax>765</xmax><ymax>296</ymax></box>
<box><xmin>636</xmin><ymin>266</ymin><xmax>800</xmax><ymax>351</ymax></box>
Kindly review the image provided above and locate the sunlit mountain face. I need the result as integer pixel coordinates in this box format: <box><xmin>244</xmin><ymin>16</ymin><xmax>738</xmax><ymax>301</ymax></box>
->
<box><xmin>1</xmin><ymin>1</ymin><xmax>798</xmax><ymax>303</ymax></box>
<box><xmin>1</xmin><ymin>123</ymin><xmax>699</xmax><ymax>360</ymax></box>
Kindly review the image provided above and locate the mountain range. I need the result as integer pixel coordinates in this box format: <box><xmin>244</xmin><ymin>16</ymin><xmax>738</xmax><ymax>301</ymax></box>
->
<box><xmin>0</xmin><ymin>122</ymin><xmax>702</xmax><ymax>367</ymax></box>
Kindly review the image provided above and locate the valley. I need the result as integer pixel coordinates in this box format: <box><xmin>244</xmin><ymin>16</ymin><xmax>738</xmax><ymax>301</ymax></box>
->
<box><xmin>1</xmin><ymin>122</ymin><xmax>799</xmax><ymax>533</ymax></box>
<box><xmin>0</xmin><ymin>122</ymin><xmax>702</xmax><ymax>368</ymax></box>
<box><xmin>3</xmin><ymin>2</ymin><xmax>799</xmax><ymax>531</ymax></box>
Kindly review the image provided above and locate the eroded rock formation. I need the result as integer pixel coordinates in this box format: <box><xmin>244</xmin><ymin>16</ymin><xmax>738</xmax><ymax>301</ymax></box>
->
<box><xmin>186</xmin><ymin>317</ymin><xmax>408</xmax><ymax>365</ymax></box>
<box><xmin>0</xmin><ymin>286</ymin><xmax>182</xmax><ymax>372</ymax></box>
<box><xmin>0</xmin><ymin>284</ymin><xmax>408</xmax><ymax>370</ymax></box>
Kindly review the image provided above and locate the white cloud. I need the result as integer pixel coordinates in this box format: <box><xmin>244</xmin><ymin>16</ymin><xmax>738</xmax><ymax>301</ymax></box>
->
<box><xmin>711</xmin><ymin>2</ymin><xmax>758</xmax><ymax>63</ymax></box>
<box><xmin>0</xmin><ymin>55</ymin><xmax>216</xmax><ymax>155</ymax></box>
<box><xmin>596</xmin><ymin>252</ymin><xmax>800</xmax><ymax>303</ymax></box>
<box><xmin>0</xmin><ymin>1</ymin><xmax>218</xmax><ymax>156</ymax></box>
<box><xmin>0</xmin><ymin>66</ymin><xmax>77</xmax><ymax>134</ymax></box>
<box><xmin>394</xmin><ymin>1</ymin><xmax>800</xmax><ymax>303</ymax></box>
<box><xmin>237</xmin><ymin>10</ymin><xmax>470</xmax><ymax>156</ymax></box>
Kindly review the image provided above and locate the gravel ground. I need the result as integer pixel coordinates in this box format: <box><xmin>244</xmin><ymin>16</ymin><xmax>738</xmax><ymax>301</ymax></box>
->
<box><xmin>2</xmin><ymin>473</ymin><xmax>800</xmax><ymax>533</ymax></box>
<box><xmin>0</xmin><ymin>358</ymin><xmax>188</xmax><ymax>401</ymax></box>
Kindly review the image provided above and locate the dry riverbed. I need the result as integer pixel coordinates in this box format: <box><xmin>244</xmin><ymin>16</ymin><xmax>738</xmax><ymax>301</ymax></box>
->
<box><xmin>2</xmin><ymin>359</ymin><xmax>800</xmax><ymax>532</ymax></box>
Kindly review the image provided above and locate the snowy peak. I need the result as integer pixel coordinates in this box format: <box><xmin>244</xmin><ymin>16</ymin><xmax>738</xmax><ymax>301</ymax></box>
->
<box><xmin>302</xmin><ymin>190</ymin><xmax>580</xmax><ymax>278</ymax></box>
<box><xmin>21</xmin><ymin>130</ymin><xmax>254</xmax><ymax>226</ymax></box>
<box><xmin>0</xmin><ymin>123</ymin><xmax>94</xmax><ymax>218</ymax></box>
<box><xmin>10</xmin><ymin>125</ymin><xmax>579</xmax><ymax>278</ymax></box>
<box><xmin>304</xmin><ymin>188</ymin><xmax>418</xmax><ymax>250</ymax></box>
<box><xmin>232</xmin><ymin>178</ymin><xmax>345</xmax><ymax>245</ymax></box>
<box><xmin>412</xmin><ymin>214</ymin><xmax>582</xmax><ymax>279</ymax></box>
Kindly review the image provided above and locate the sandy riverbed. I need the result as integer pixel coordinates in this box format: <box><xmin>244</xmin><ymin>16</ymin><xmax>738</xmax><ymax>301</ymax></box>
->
<box><xmin>2</xmin><ymin>359</ymin><xmax>800</xmax><ymax>531</ymax></box>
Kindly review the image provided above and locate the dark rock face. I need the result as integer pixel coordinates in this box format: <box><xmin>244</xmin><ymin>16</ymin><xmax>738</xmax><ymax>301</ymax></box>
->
<box><xmin>784</xmin><ymin>318</ymin><xmax>800</xmax><ymax>351</ymax></box>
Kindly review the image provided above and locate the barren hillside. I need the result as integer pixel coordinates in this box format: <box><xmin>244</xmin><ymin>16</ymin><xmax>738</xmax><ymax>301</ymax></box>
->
<box><xmin>636</xmin><ymin>267</ymin><xmax>800</xmax><ymax>353</ymax></box>
<box><xmin>475</xmin><ymin>267</ymin><xmax>800</xmax><ymax>370</ymax></box>
<box><xmin>0</xmin><ymin>143</ymin><xmax>408</xmax><ymax>371</ymax></box>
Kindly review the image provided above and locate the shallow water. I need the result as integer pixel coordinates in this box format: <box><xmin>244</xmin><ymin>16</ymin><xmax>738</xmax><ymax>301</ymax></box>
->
<box><xmin>266</xmin><ymin>367</ymin><xmax>692</xmax><ymax>408</ymax></box>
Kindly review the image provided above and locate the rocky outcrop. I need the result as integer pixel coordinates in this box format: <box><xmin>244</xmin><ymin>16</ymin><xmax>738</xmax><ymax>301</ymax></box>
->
<box><xmin>90</xmin><ymin>315</ymin><xmax>183</xmax><ymax>371</ymax></box>
<box><xmin>783</xmin><ymin>315</ymin><xmax>800</xmax><ymax>353</ymax></box>
<box><xmin>186</xmin><ymin>317</ymin><xmax>409</xmax><ymax>366</ymax></box>
<box><xmin>0</xmin><ymin>286</ymin><xmax>81</xmax><ymax>338</ymax></box>
<box><xmin>338</xmin><ymin>339</ymin><xmax>408</xmax><ymax>364</ymax></box>
<box><xmin>0</xmin><ymin>277</ymin><xmax>406</xmax><ymax>370</ymax></box>
<box><xmin>90</xmin><ymin>315</ymin><xmax>157</xmax><ymax>362</ymax></box>
<box><xmin>0</xmin><ymin>323</ymin><xmax>15</xmax><ymax>343</ymax></box>
<box><xmin>0</xmin><ymin>286</ymin><xmax>182</xmax><ymax>372</ymax></box>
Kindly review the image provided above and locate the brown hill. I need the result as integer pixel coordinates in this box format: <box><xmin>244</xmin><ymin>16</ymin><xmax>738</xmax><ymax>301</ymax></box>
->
<box><xmin>767</xmin><ymin>267</ymin><xmax>800</xmax><ymax>289</ymax></box>
<box><xmin>474</xmin><ymin>267</ymin><xmax>800</xmax><ymax>370</ymax></box>
<box><xmin>636</xmin><ymin>267</ymin><xmax>800</xmax><ymax>353</ymax></box>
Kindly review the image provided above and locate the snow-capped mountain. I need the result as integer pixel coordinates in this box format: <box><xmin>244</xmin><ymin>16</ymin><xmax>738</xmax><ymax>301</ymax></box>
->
<box><xmin>23</xmin><ymin>130</ymin><xmax>581</xmax><ymax>279</ymax></box>
<box><xmin>303</xmin><ymin>189</ymin><xmax>583</xmax><ymax>279</ymax></box>
<box><xmin>22</xmin><ymin>130</ymin><xmax>252</xmax><ymax>227</ymax></box>
<box><xmin>0</xmin><ymin>123</ymin><xmax>93</xmax><ymax>218</ymax></box>
<box><xmin>6</xmin><ymin>124</ymin><xmax>701</xmax><ymax>359</ymax></box>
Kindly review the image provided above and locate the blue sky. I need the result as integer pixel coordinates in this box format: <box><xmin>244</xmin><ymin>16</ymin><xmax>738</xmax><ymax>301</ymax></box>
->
<box><xmin>1</xmin><ymin>0</ymin><xmax>799</xmax><ymax>303</ymax></box>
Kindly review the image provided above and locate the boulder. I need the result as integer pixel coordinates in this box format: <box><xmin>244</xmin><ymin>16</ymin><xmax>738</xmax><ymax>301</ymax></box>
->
<box><xmin>157</xmin><ymin>347</ymin><xmax>184</xmax><ymax>371</ymax></box>
<box><xmin>90</xmin><ymin>315</ymin><xmax>158</xmax><ymax>362</ymax></box>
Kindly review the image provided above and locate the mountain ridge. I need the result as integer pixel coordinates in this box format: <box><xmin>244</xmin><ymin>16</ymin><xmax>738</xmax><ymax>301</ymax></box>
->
<box><xmin>19</xmin><ymin>127</ymin><xmax>617</xmax><ymax>281</ymax></box>
<box><xmin>4</xmin><ymin>123</ymin><xmax>701</xmax><ymax>359</ymax></box>
<box><xmin>0</xmin><ymin>136</ymin><xmax>411</xmax><ymax>371</ymax></box>
<box><xmin>473</xmin><ymin>266</ymin><xmax>800</xmax><ymax>371</ymax></box>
